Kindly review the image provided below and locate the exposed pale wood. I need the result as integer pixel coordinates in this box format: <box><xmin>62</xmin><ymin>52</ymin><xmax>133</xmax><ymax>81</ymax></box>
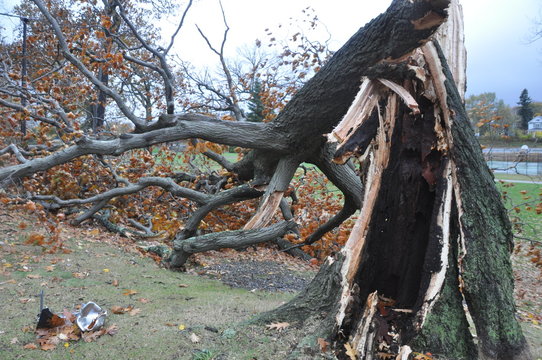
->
<box><xmin>351</xmin><ymin>291</ymin><xmax>379</xmax><ymax>357</ymax></box>
<box><xmin>378</xmin><ymin>79</ymin><xmax>420</xmax><ymax>114</ymax></box>
<box><xmin>415</xmin><ymin>161</ymin><xmax>453</xmax><ymax>329</ymax></box>
<box><xmin>411</xmin><ymin>10</ymin><xmax>447</xmax><ymax>30</ymax></box>
<box><xmin>335</xmin><ymin>94</ymin><xmax>398</xmax><ymax>329</ymax></box>
<box><xmin>329</xmin><ymin>78</ymin><xmax>381</xmax><ymax>143</ymax></box>
<box><xmin>421</xmin><ymin>39</ymin><xmax>469</xmax><ymax>259</ymax></box>
<box><xmin>421</xmin><ymin>42</ymin><xmax>451</xmax><ymax>127</ymax></box>
<box><xmin>244</xmin><ymin>156</ymin><xmax>300</xmax><ymax>229</ymax></box>
<box><xmin>243</xmin><ymin>191</ymin><xmax>284</xmax><ymax>230</ymax></box>
<box><xmin>396</xmin><ymin>345</ymin><xmax>412</xmax><ymax>360</ymax></box>
<box><xmin>433</xmin><ymin>0</ymin><xmax>466</xmax><ymax>100</ymax></box>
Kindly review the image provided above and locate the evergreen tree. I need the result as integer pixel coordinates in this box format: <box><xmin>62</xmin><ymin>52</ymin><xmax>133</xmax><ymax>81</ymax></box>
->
<box><xmin>246</xmin><ymin>80</ymin><xmax>265</xmax><ymax>122</ymax></box>
<box><xmin>517</xmin><ymin>88</ymin><xmax>534</xmax><ymax>130</ymax></box>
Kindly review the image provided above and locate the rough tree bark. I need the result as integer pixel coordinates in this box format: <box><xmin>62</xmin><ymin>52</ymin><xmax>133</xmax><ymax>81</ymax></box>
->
<box><xmin>252</xmin><ymin>1</ymin><xmax>531</xmax><ymax>359</ymax></box>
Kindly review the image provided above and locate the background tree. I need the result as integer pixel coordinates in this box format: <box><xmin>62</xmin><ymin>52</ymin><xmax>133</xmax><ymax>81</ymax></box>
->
<box><xmin>531</xmin><ymin>101</ymin><xmax>542</xmax><ymax>117</ymax></box>
<box><xmin>246</xmin><ymin>79</ymin><xmax>264</xmax><ymax>122</ymax></box>
<box><xmin>517</xmin><ymin>88</ymin><xmax>534</xmax><ymax>130</ymax></box>
<box><xmin>466</xmin><ymin>92</ymin><xmax>518</xmax><ymax>138</ymax></box>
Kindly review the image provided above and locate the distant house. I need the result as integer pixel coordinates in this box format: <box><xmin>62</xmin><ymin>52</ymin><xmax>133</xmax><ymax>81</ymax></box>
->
<box><xmin>528</xmin><ymin>116</ymin><xmax>542</xmax><ymax>133</ymax></box>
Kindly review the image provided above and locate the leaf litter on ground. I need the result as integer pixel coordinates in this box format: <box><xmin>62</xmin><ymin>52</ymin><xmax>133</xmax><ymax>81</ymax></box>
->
<box><xmin>28</xmin><ymin>305</ymin><xmax>119</xmax><ymax>351</ymax></box>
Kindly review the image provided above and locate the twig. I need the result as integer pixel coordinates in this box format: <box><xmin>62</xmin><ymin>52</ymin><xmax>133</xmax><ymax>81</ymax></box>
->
<box><xmin>0</xmin><ymin>144</ymin><xmax>28</xmax><ymax>163</ymax></box>
<box><xmin>513</xmin><ymin>235</ymin><xmax>542</xmax><ymax>245</ymax></box>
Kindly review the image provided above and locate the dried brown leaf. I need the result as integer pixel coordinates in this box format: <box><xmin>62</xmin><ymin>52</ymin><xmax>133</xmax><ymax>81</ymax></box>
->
<box><xmin>110</xmin><ymin>306</ymin><xmax>127</xmax><ymax>314</ymax></box>
<box><xmin>81</xmin><ymin>328</ymin><xmax>106</xmax><ymax>343</ymax></box>
<box><xmin>62</xmin><ymin>309</ymin><xmax>76</xmax><ymax>323</ymax></box>
<box><xmin>21</xmin><ymin>325</ymin><xmax>34</xmax><ymax>333</ymax></box>
<box><xmin>23</xmin><ymin>343</ymin><xmax>37</xmax><ymax>350</ymax></box>
<box><xmin>129</xmin><ymin>308</ymin><xmax>141</xmax><ymax>316</ymax></box>
<box><xmin>317</xmin><ymin>337</ymin><xmax>329</xmax><ymax>352</ymax></box>
<box><xmin>190</xmin><ymin>333</ymin><xmax>200</xmax><ymax>343</ymax></box>
<box><xmin>376</xmin><ymin>352</ymin><xmax>396</xmax><ymax>359</ymax></box>
<box><xmin>47</xmin><ymin>335</ymin><xmax>61</xmax><ymax>345</ymax></box>
<box><xmin>40</xmin><ymin>343</ymin><xmax>56</xmax><ymax>351</ymax></box>
<box><xmin>106</xmin><ymin>324</ymin><xmax>119</xmax><ymax>336</ymax></box>
<box><xmin>122</xmin><ymin>289</ymin><xmax>138</xmax><ymax>296</ymax></box>
<box><xmin>265</xmin><ymin>322</ymin><xmax>290</xmax><ymax>332</ymax></box>
<box><xmin>344</xmin><ymin>343</ymin><xmax>357</xmax><ymax>360</ymax></box>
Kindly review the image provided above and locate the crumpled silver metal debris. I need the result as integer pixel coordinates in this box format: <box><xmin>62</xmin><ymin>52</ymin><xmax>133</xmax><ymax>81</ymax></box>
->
<box><xmin>75</xmin><ymin>302</ymin><xmax>107</xmax><ymax>332</ymax></box>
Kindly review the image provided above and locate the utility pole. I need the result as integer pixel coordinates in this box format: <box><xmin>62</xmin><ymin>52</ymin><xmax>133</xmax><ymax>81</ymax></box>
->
<box><xmin>20</xmin><ymin>17</ymin><xmax>29</xmax><ymax>137</ymax></box>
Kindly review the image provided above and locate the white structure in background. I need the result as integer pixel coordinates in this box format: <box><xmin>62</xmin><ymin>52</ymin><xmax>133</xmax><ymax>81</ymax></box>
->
<box><xmin>528</xmin><ymin>116</ymin><xmax>542</xmax><ymax>133</ymax></box>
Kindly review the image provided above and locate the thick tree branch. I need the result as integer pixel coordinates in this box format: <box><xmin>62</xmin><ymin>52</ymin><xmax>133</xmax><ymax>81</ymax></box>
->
<box><xmin>73</xmin><ymin>199</ymin><xmax>108</xmax><ymax>225</ymax></box>
<box><xmin>31</xmin><ymin>176</ymin><xmax>209</xmax><ymax>207</ymax></box>
<box><xmin>0</xmin><ymin>115</ymin><xmax>287</xmax><ymax>184</ymax></box>
<box><xmin>202</xmin><ymin>150</ymin><xmax>235</xmax><ymax>171</ymax></box>
<box><xmin>177</xmin><ymin>184</ymin><xmax>263</xmax><ymax>239</ymax></box>
<box><xmin>170</xmin><ymin>220</ymin><xmax>297</xmax><ymax>267</ymax></box>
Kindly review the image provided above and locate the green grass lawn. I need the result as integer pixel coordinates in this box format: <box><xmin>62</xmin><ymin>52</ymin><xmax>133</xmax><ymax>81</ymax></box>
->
<box><xmin>495</xmin><ymin>180</ymin><xmax>542</xmax><ymax>242</ymax></box>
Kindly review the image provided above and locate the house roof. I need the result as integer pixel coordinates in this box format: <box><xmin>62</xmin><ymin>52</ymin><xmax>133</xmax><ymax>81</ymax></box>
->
<box><xmin>529</xmin><ymin>116</ymin><xmax>542</xmax><ymax>123</ymax></box>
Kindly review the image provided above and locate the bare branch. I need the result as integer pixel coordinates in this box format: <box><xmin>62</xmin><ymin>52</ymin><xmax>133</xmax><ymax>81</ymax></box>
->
<box><xmin>31</xmin><ymin>0</ymin><xmax>144</xmax><ymax>127</ymax></box>
<box><xmin>177</xmin><ymin>184</ymin><xmax>263</xmax><ymax>239</ymax></box>
<box><xmin>97</xmin><ymin>156</ymin><xmax>130</xmax><ymax>186</ymax></box>
<box><xmin>195</xmin><ymin>2</ymin><xmax>245</xmax><ymax>121</ymax></box>
<box><xmin>202</xmin><ymin>150</ymin><xmax>235</xmax><ymax>171</ymax></box>
<box><xmin>0</xmin><ymin>144</ymin><xmax>28</xmax><ymax>163</ymax></box>
<box><xmin>0</xmin><ymin>97</ymin><xmax>68</xmax><ymax>129</ymax></box>
<box><xmin>115</xmin><ymin>1</ymin><xmax>176</xmax><ymax>114</ymax></box>
<box><xmin>73</xmin><ymin>199</ymin><xmax>108</xmax><ymax>225</ymax></box>
<box><xmin>165</xmin><ymin>0</ymin><xmax>194</xmax><ymax>54</ymax></box>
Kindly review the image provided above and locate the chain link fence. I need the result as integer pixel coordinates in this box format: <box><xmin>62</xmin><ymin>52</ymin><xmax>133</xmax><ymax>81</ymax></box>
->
<box><xmin>484</xmin><ymin>148</ymin><xmax>542</xmax><ymax>175</ymax></box>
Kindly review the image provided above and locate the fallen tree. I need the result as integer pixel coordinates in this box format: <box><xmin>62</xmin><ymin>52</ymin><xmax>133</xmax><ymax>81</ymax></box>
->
<box><xmin>0</xmin><ymin>0</ymin><xmax>530</xmax><ymax>358</ymax></box>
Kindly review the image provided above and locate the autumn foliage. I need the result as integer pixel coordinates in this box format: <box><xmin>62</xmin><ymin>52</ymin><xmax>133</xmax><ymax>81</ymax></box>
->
<box><xmin>0</xmin><ymin>0</ymin><xmax>350</xmax><ymax>263</ymax></box>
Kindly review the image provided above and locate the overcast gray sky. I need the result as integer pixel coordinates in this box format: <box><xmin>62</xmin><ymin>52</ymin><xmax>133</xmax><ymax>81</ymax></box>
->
<box><xmin>1</xmin><ymin>0</ymin><xmax>541</xmax><ymax>105</ymax></box>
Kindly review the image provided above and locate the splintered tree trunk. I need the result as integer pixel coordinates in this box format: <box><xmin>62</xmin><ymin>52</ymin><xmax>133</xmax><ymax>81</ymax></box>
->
<box><xmin>256</xmin><ymin>1</ymin><xmax>530</xmax><ymax>359</ymax></box>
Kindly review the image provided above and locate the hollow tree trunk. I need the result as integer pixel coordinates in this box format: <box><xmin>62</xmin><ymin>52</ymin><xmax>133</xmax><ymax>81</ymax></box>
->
<box><xmin>255</xmin><ymin>1</ymin><xmax>530</xmax><ymax>359</ymax></box>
